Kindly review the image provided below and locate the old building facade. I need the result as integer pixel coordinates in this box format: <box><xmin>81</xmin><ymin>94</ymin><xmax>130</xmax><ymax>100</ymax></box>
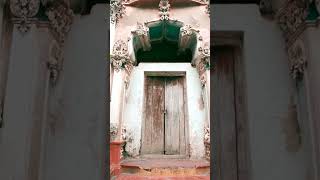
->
<box><xmin>0</xmin><ymin>0</ymin><xmax>319</xmax><ymax>180</ymax></box>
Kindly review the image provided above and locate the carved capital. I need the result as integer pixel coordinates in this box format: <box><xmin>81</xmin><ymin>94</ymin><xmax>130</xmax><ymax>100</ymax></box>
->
<box><xmin>159</xmin><ymin>0</ymin><xmax>170</xmax><ymax>21</ymax></box>
<box><xmin>288</xmin><ymin>38</ymin><xmax>307</xmax><ymax>80</ymax></box>
<box><xmin>10</xmin><ymin>0</ymin><xmax>40</xmax><ymax>33</ymax></box>
<box><xmin>276</xmin><ymin>0</ymin><xmax>308</xmax><ymax>46</ymax></box>
<box><xmin>46</xmin><ymin>0</ymin><xmax>74</xmax><ymax>45</ymax></box>
<box><xmin>131</xmin><ymin>22</ymin><xmax>151</xmax><ymax>51</ymax></box>
<box><xmin>111</xmin><ymin>0</ymin><xmax>127</xmax><ymax>24</ymax></box>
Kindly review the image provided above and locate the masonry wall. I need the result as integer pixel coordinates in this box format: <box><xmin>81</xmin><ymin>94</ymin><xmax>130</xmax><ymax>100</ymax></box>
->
<box><xmin>213</xmin><ymin>4</ymin><xmax>312</xmax><ymax>180</ymax></box>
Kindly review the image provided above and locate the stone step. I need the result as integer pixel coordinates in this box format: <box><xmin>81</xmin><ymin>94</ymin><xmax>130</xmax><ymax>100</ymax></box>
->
<box><xmin>120</xmin><ymin>158</ymin><xmax>210</xmax><ymax>176</ymax></box>
<box><xmin>116</xmin><ymin>174</ymin><xmax>210</xmax><ymax>180</ymax></box>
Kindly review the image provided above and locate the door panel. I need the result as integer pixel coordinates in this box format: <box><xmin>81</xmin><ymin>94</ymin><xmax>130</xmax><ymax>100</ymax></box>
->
<box><xmin>213</xmin><ymin>47</ymin><xmax>238</xmax><ymax>180</ymax></box>
<box><xmin>142</xmin><ymin>77</ymin><xmax>165</xmax><ymax>154</ymax></box>
<box><xmin>164</xmin><ymin>77</ymin><xmax>185</xmax><ymax>155</ymax></box>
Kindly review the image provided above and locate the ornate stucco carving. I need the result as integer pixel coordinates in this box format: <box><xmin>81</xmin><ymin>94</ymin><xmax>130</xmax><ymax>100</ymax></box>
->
<box><xmin>179</xmin><ymin>24</ymin><xmax>200</xmax><ymax>51</ymax></box>
<box><xmin>110</xmin><ymin>123</ymin><xmax>118</xmax><ymax>142</ymax></box>
<box><xmin>159</xmin><ymin>0</ymin><xmax>170</xmax><ymax>20</ymax></box>
<box><xmin>47</xmin><ymin>40</ymin><xmax>64</xmax><ymax>86</ymax></box>
<box><xmin>111</xmin><ymin>39</ymin><xmax>134</xmax><ymax>88</ymax></box>
<box><xmin>111</xmin><ymin>40</ymin><xmax>130</xmax><ymax>72</ymax></box>
<box><xmin>121</xmin><ymin>126</ymin><xmax>134</xmax><ymax>158</ymax></box>
<box><xmin>131</xmin><ymin>22</ymin><xmax>151</xmax><ymax>51</ymax></box>
<box><xmin>10</xmin><ymin>0</ymin><xmax>40</xmax><ymax>33</ymax></box>
<box><xmin>204</xmin><ymin>126</ymin><xmax>210</xmax><ymax>160</ymax></box>
<box><xmin>288</xmin><ymin>38</ymin><xmax>307</xmax><ymax>80</ymax></box>
<box><xmin>111</xmin><ymin>0</ymin><xmax>126</xmax><ymax>24</ymax></box>
<box><xmin>196</xmin><ymin>42</ymin><xmax>210</xmax><ymax>87</ymax></box>
<box><xmin>46</xmin><ymin>0</ymin><xmax>74</xmax><ymax>44</ymax></box>
<box><xmin>276</xmin><ymin>0</ymin><xmax>308</xmax><ymax>46</ymax></box>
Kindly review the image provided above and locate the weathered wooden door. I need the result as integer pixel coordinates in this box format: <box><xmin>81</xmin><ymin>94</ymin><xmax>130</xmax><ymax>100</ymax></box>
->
<box><xmin>141</xmin><ymin>76</ymin><xmax>186</xmax><ymax>155</ymax></box>
<box><xmin>212</xmin><ymin>46</ymin><xmax>238</xmax><ymax>180</ymax></box>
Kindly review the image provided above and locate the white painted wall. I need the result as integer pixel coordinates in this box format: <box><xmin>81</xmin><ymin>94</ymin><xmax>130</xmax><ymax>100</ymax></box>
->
<box><xmin>122</xmin><ymin>63</ymin><xmax>206</xmax><ymax>159</ymax></box>
<box><xmin>213</xmin><ymin>4</ymin><xmax>310</xmax><ymax>180</ymax></box>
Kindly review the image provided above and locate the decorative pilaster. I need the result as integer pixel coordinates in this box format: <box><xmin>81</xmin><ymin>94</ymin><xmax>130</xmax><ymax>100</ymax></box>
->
<box><xmin>131</xmin><ymin>22</ymin><xmax>151</xmax><ymax>51</ymax></box>
<box><xmin>159</xmin><ymin>0</ymin><xmax>170</xmax><ymax>21</ymax></box>
<box><xmin>10</xmin><ymin>0</ymin><xmax>40</xmax><ymax>33</ymax></box>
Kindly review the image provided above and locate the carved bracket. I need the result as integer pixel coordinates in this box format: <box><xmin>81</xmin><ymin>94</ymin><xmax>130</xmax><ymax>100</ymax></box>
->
<box><xmin>179</xmin><ymin>24</ymin><xmax>200</xmax><ymax>51</ymax></box>
<box><xmin>131</xmin><ymin>22</ymin><xmax>151</xmax><ymax>51</ymax></box>
<box><xmin>159</xmin><ymin>0</ymin><xmax>170</xmax><ymax>21</ymax></box>
<box><xmin>10</xmin><ymin>0</ymin><xmax>40</xmax><ymax>33</ymax></box>
<box><xmin>288</xmin><ymin>38</ymin><xmax>307</xmax><ymax>80</ymax></box>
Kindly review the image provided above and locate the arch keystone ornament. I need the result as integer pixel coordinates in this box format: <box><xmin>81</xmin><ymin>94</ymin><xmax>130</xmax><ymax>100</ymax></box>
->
<box><xmin>10</xmin><ymin>0</ymin><xmax>40</xmax><ymax>33</ymax></box>
<box><xmin>159</xmin><ymin>0</ymin><xmax>170</xmax><ymax>21</ymax></box>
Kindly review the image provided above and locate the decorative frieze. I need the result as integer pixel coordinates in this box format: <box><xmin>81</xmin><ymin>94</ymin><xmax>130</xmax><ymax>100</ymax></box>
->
<box><xmin>287</xmin><ymin>38</ymin><xmax>307</xmax><ymax>80</ymax></box>
<box><xmin>10</xmin><ymin>0</ymin><xmax>40</xmax><ymax>33</ymax></box>
<box><xmin>179</xmin><ymin>24</ymin><xmax>199</xmax><ymax>51</ymax></box>
<box><xmin>131</xmin><ymin>22</ymin><xmax>151</xmax><ymax>51</ymax></box>
<box><xmin>159</xmin><ymin>0</ymin><xmax>170</xmax><ymax>21</ymax></box>
<box><xmin>204</xmin><ymin>126</ymin><xmax>210</xmax><ymax>160</ymax></box>
<box><xmin>45</xmin><ymin>0</ymin><xmax>74</xmax><ymax>44</ymax></box>
<box><xmin>196</xmin><ymin>42</ymin><xmax>210</xmax><ymax>87</ymax></box>
<box><xmin>111</xmin><ymin>0</ymin><xmax>126</xmax><ymax>24</ymax></box>
<box><xmin>276</xmin><ymin>0</ymin><xmax>308</xmax><ymax>46</ymax></box>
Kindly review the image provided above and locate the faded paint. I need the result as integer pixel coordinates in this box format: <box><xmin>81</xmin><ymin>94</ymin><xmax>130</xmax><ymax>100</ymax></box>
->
<box><xmin>122</xmin><ymin>63</ymin><xmax>206</xmax><ymax>159</ymax></box>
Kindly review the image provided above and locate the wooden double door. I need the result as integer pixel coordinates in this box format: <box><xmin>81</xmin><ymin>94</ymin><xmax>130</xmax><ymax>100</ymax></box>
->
<box><xmin>141</xmin><ymin>76</ymin><xmax>186</xmax><ymax>155</ymax></box>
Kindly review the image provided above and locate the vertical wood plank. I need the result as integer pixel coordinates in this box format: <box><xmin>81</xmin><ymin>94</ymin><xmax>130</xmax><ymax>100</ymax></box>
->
<box><xmin>142</xmin><ymin>77</ymin><xmax>165</xmax><ymax>154</ymax></box>
<box><xmin>213</xmin><ymin>46</ymin><xmax>238</xmax><ymax>180</ymax></box>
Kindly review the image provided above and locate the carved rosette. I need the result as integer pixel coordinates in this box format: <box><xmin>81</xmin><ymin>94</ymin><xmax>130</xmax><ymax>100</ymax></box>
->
<box><xmin>111</xmin><ymin>0</ymin><xmax>126</xmax><ymax>24</ymax></box>
<box><xmin>10</xmin><ymin>0</ymin><xmax>40</xmax><ymax>33</ymax></box>
<box><xmin>46</xmin><ymin>0</ymin><xmax>74</xmax><ymax>45</ymax></box>
<box><xmin>276</xmin><ymin>0</ymin><xmax>308</xmax><ymax>46</ymax></box>
<box><xmin>288</xmin><ymin>39</ymin><xmax>307</xmax><ymax>80</ymax></box>
<box><xmin>131</xmin><ymin>22</ymin><xmax>151</xmax><ymax>51</ymax></box>
<box><xmin>179</xmin><ymin>24</ymin><xmax>199</xmax><ymax>51</ymax></box>
<box><xmin>159</xmin><ymin>0</ymin><xmax>170</xmax><ymax>21</ymax></box>
<box><xmin>204</xmin><ymin>126</ymin><xmax>210</xmax><ymax>160</ymax></box>
<box><xmin>196</xmin><ymin>42</ymin><xmax>210</xmax><ymax>87</ymax></box>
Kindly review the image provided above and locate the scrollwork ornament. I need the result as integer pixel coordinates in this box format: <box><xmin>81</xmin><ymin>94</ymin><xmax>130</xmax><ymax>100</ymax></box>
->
<box><xmin>159</xmin><ymin>0</ymin><xmax>170</xmax><ymax>21</ymax></box>
<box><xmin>10</xmin><ymin>0</ymin><xmax>40</xmax><ymax>33</ymax></box>
<box><xmin>111</xmin><ymin>0</ymin><xmax>126</xmax><ymax>24</ymax></box>
<box><xmin>111</xmin><ymin>40</ymin><xmax>130</xmax><ymax>72</ymax></box>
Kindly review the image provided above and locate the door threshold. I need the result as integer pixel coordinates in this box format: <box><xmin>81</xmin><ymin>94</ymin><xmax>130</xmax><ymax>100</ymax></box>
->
<box><xmin>140</xmin><ymin>154</ymin><xmax>187</xmax><ymax>159</ymax></box>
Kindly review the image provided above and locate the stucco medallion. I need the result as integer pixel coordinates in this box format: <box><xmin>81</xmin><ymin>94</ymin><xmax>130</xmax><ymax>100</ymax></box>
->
<box><xmin>111</xmin><ymin>39</ymin><xmax>130</xmax><ymax>72</ymax></box>
<box><xmin>10</xmin><ymin>0</ymin><xmax>40</xmax><ymax>33</ymax></box>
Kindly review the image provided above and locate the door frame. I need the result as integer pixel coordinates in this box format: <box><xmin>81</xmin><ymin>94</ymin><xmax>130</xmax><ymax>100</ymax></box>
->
<box><xmin>140</xmin><ymin>71</ymin><xmax>190</xmax><ymax>158</ymax></box>
<box><xmin>211</xmin><ymin>31</ymin><xmax>252</xmax><ymax>180</ymax></box>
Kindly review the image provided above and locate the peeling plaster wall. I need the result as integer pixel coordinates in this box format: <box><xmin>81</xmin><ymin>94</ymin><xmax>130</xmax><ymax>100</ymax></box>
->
<box><xmin>122</xmin><ymin>63</ymin><xmax>206</xmax><ymax>159</ymax></box>
<box><xmin>213</xmin><ymin>4</ymin><xmax>310</xmax><ymax>180</ymax></box>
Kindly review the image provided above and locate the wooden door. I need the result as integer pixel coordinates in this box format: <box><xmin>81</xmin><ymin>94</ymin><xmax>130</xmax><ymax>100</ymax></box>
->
<box><xmin>141</xmin><ymin>76</ymin><xmax>186</xmax><ymax>155</ymax></box>
<box><xmin>212</xmin><ymin>46</ymin><xmax>238</xmax><ymax>180</ymax></box>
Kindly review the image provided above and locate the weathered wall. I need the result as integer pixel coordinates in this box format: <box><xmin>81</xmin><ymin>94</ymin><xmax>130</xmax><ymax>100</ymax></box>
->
<box><xmin>122</xmin><ymin>63</ymin><xmax>206</xmax><ymax>159</ymax></box>
<box><xmin>43</xmin><ymin>4</ymin><xmax>107</xmax><ymax>180</ymax></box>
<box><xmin>213</xmin><ymin>4</ymin><xmax>311</xmax><ymax>180</ymax></box>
